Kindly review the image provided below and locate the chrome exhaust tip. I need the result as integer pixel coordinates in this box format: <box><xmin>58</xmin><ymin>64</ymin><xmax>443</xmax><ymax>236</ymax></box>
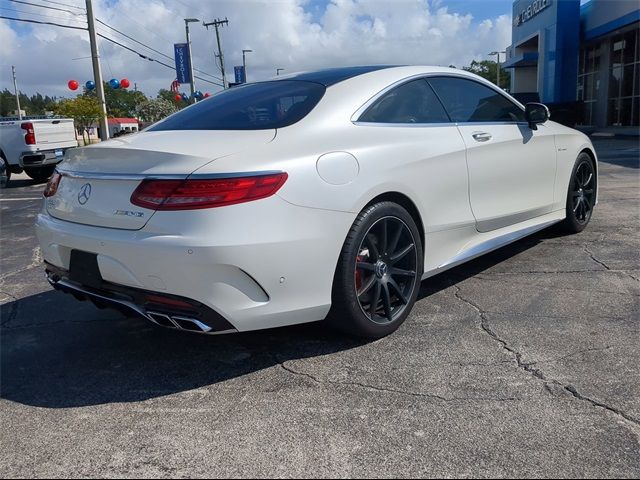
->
<box><xmin>146</xmin><ymin>311</ymin><xmax>213</xmax><ymax>333</ymax></box>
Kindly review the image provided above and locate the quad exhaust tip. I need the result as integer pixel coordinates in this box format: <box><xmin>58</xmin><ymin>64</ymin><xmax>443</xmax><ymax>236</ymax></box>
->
<box><xmin>146</xmin><ymin>312</ymin><xmax>213</xmax><ymax>333</ymax></box>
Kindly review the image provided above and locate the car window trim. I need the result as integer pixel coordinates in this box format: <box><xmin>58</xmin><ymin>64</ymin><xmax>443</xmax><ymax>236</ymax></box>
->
<box><xmin>427</xmin><ymin>75</ymin><xmax>526</xmax><ymax>124</ymax></box>
<box><xmin>352</xmin><ymin>72</ymin><xmax>526</xmax><ymax>127</ymax></box>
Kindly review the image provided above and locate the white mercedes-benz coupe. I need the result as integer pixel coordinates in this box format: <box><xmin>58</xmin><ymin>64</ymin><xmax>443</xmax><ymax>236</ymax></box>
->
<box><xmin>36</xmin><ymin>66</ymin><xmax>597</xmax><ymax>338</ymax></box>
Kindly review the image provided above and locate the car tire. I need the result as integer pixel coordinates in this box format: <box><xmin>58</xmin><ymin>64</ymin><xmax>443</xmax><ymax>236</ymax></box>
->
<box><xmin>0</xmin><ymin>155</ymin><xmax>9</xmax><ymax>188</ymax></box>
<box><xmin>558</xmin><ymin>152</ymin><xmax>596</xmax><ymax>234</ymax></box>
<box><xmin>25</xmin><ymin>165</ymin><xmax>56</xmax><ymax>182</ymax></box>
<box><xmin>329</xmin><ymin>201</ymin><xmax>424</xmax><ymax>339</ymax></box>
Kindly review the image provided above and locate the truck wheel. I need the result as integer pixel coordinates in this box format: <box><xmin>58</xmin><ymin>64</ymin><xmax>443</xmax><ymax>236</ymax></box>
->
<box><xmin>0</xmin><ymin>155</ymin><xmax>10</xmax><ymax>188</ymax></box>
<box><xmin>25</xmin><ymin>166</ymin><xmax>56</xmax><ymax>182</ymax></box>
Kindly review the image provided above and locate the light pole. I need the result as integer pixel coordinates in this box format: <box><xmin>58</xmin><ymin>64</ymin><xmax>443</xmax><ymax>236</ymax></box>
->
<box><xmin>242</xmin><ymin>49</ymin><xmax>252</xmax><ymax>83</ymax></box>
<box><xmin>276</xmin><ymin>68</ymin><xmax>284</xmax><ymax>76</ymax></box>
<box><xmin>184</xmin><ymin>18</ymin><xmax>199</xmax><ymax>102</ymax></box>
<box><xmin>488</xmin><ymin>50</ymin><xmax>506</xmax><ymax>89</ymax></box>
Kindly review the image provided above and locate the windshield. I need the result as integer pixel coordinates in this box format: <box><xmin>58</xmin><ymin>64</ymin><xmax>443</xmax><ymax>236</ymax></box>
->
<box><xmin>149</xmin><ymin>81</ymin><xmax>326</xmax><ymax>131</ymax></box>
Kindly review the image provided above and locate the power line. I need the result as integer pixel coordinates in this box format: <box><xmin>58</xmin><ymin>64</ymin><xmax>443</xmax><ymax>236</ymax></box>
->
<box><xmin>96</xmin><ymin>18</ymin><xmax>223</xmax><ymax>82</ymax></box>
<box><xmin>1</xmin><ymin>11</ymin><xmax>224</xmax><ymax>89</ymax></box>
<box><xmin>0</xmin><ymin>14</ymin><xmax>86</xmax><ymax>30</ymax></box>
<box><xmin>0</xmin><ymin>6</ymin><xmax>87</xmax><ymax>24</ymax></box>
<box><xmin>8</xmin><ymin>0</ymin><xmax>84</xmax><ymax>16</ymax></box>
<box><xmin>97</xmin><ymin>33</ymin><xmax>223</xmax><ymax>87</ymax></box>
<box><xmin>39</xmin><ymin>0</ymin><xmax>85</xmax><ymax>11</ymax></box>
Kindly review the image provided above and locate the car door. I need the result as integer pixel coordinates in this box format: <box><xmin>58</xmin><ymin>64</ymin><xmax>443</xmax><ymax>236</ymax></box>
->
<box><xmin>428</xmin><ymin>76</ymin><xmax>557</xmax><ymax>233</ymax></box>
<box><xmin>353</xmin><ymin>78</ymin><xmax>471</xmax><ymax>235</ymax></box>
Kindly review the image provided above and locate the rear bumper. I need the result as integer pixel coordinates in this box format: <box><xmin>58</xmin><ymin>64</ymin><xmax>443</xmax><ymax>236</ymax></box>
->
<box><xmin>45</xmin><ymin>263</ymin><xmax>236</xmax><ymax>334</ymax></box>
<box><xmin>36</xmin><ymin>195</ymin><xmax>355</xmax><ymax>332</ymax></box>
<box><xmin>19</xmin><ymin>148</ymin><xmax>68</xmax><ymax>168</ymax></box>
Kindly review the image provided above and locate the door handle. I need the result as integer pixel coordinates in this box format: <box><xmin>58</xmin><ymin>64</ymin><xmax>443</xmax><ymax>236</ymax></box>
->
<box><xmin>472</xmin><ymin>132</ymin><xmax>492</xmax><ymax>142</ymax></box>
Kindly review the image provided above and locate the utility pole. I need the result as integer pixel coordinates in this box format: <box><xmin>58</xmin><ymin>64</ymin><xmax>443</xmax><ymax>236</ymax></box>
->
<box><xmin>86</xmin><ymin>0</ymin><xmax>109</xmax><ymax>140</ymax></box>
<box><xmin>184</xmin><ymin>18</ymin><xmax>199</xmax><ymax>103</ymax></box>
<box><xmin>203</xmin><ymin>18</ymin><xmax>228</xmax><ymax>89</ymax></box>
<box><xmin>11</xmin><ymin>66</ymin><xmax>22</xmax><ymax>120</ymax></box>
<box><xmin>242</xmin><ymin>49</ymin><xmax>252</xmax><ymax>83</ymax></box>
<box><xmin>276</xmin><ymin>68</ymin><xmax>284</xmax><ymax>76</ymax></box>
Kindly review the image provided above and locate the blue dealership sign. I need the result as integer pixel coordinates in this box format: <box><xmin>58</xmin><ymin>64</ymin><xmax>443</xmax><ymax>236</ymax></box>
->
<box><xmin>234</xmin><ymin>65</ymin><xmax>246</xmax><ymax>84</ymax></box>
<box><xmin>174</xmin><ymin>43</ymin><xmax>192</xmax><ymax>84</ymax></box>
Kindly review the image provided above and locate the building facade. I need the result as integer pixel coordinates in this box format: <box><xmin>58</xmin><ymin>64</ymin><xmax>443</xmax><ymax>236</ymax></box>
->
<box><xmin>504</xmin><ymin>0</ymin><xmax>640</xmax><ymax>129</ymax></box>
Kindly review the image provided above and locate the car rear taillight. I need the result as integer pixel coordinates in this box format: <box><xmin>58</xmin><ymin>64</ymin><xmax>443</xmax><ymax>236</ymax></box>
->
<box><xmin>43</xmin><ymin>172</ymin><xmax>61</xmax><ymax>197</ymax></box>
<box><xmin>130</xmin><ymin>172</ymin><xmax>288</xmax><ymax>210</ymax></box>
<box><xmin>21</xmin><ymin>122</ymin><xmax>36</xmax><ymax>145</ymax></box>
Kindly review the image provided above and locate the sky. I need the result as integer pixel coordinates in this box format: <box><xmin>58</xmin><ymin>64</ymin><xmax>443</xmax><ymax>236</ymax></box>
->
<box><xmin>0</xmin><ymin>0</ymin><xmax>518</xmax><ymax>99</ymax></box>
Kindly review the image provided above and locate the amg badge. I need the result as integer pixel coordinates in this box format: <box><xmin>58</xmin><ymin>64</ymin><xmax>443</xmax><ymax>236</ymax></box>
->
<box><xmin>113</xmin><ymin>209</ymin><xmax>145</xmax><ymax>218</ymax></box>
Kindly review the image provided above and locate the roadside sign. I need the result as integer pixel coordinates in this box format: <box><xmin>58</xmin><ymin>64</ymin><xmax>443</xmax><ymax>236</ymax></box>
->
<box><xmin>174</xmin><ymin>43</ymin><xmax>192</xmax><ymax>84</ymax></box>
<box><xmin>234</xmin><ymin>66</ymin><xmax>246</xmax><ymax>84</ymax></box>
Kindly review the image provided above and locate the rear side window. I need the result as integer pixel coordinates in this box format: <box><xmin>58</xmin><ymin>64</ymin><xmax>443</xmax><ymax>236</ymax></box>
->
<box><xmin>428</xmin><ymin>77</ymin><xmax>525</xmax><ymax>123</ymax></box>
<box><xmin>358</xmin><ymin>79</ymin><xmax>450</xmax><ymax>124</ymax></box>
<box><xmin>149</xmin><ymin>81</ymin><xmax>325</xmax><ymax>131</ymax></box>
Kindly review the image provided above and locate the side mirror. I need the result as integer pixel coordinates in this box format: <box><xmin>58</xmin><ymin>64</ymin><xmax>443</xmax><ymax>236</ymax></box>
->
<box><xmin>525</xmin><ymin>102</ymin><xmax>550</xmax><ymax>129</ymax></box>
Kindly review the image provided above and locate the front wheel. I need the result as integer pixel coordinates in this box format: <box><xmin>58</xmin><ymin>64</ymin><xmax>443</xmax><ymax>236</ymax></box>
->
<box><xmin>329</xmin><ymin>202</ymin><xmax>424</xmax><ymax>339</ymax></box>
<box><xmin>559</xmin><ymin>153</ymin><xmax>596</xmax><ymax>234</ymax></box>
<box><xmin>25</xmin><ymin>165</ymin><xmax>56</xmax><ymax>182</ymax></box>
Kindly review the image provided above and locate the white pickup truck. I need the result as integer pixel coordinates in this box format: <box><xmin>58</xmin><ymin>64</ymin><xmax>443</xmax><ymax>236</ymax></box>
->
<box><xmin>0</xmin><ymin>117</ymin><xmax>78</xmax><ymax>187</ymax></box>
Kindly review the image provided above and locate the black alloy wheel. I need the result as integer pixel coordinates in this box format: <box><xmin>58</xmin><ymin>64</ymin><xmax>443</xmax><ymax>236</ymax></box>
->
<box><xmin>571</xmin><ymin>157</ymin><xmax>596</xmax><ymax>225</ymax></box>
<box><xmin>329</xmin><ymin>201</ymin><xmax>423</xmax><ymax>339</ymax></box>
<box><xmin>355</xmin><ymin>216</ymin><xmax>418</xmax><ymax>324</ymax></box>
<box><xmin>560</xmin><ymin>152</ymin><xmax>596</xmax><ymax>234</ymax></box>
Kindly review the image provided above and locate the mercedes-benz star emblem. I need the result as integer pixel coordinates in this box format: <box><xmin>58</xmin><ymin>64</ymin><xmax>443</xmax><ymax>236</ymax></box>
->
<box><xmin>78</xmin><ymin>183</ymin><xmax>92</xmax><ymax>205</ymax></box>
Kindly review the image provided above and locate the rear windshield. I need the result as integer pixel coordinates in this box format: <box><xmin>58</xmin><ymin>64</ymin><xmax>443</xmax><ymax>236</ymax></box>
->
<box><xmin>149</xmin><ymin>81</ymin><xmax>325</xmax><ymax>131</ymax></box>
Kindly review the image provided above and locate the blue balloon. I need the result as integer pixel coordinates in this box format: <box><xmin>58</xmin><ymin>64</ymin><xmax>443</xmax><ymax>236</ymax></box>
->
<box><xmin>109</xmin><ymin>78</ymin><xmax>120</xmax><ymax>89</ymax></box>
<box><xmin>85</xmin><ymin>80</ymin><xmax>96</xmax><ymax>90</ymax></box>
<box><xmin>195</xmin><ymin>90</ymin><xmax>203</xmax><ymax>99</ymax></box>
<box><xmin>181</xmin><ymin>93</ymin><xmax>188</xmax><ymax>101</ymax></box>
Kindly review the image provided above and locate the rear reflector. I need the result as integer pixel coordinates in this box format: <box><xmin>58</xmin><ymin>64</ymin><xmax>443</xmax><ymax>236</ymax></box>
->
<box><xmin>130</xmin><ymin>172</ymin><xmax>288</xmax><ymax>210</ymax></box>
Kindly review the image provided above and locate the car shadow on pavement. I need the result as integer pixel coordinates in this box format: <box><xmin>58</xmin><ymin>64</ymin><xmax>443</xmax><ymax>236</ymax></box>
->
<box><xmin>0</xmin><ymin>229</ymin><xmax>549</xmax><ymax>409</ymax></box>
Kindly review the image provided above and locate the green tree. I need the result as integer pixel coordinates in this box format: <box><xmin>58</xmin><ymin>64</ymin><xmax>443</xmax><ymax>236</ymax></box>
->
<box><xmin>463</xmin><ymin>60</ymin><xmax>511</xmax><ymax>91</ymax></box>
<box><xmin>136</xmin><ymin>98</ymin><xmax>176</xmax><ymax>123</ymax></box>
<box><xmin>83</xmin><ymin>83</ymin><xmax>147</xmax><ymax>118</ymax></box>
<box><xmin>55</xmin><ymin>96</ymin><xmax>101</xmax><ymax>145</ymax></box>
<box><xmin>0</xmin><ymin>89</ymin><xmax>59</xmax><ymax>116</ymax></box>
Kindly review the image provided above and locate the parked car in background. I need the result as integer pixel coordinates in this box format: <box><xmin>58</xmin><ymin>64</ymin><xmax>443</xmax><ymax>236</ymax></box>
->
<box><xmin>0</xmin><ymin>116</ymin><xmax>77</xmax><ymax>186</ymax></box>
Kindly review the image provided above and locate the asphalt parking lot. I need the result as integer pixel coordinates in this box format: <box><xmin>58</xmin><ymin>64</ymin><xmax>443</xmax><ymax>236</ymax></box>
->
<box><xmin>1</xmin><ymin>138</ymin><xmax>638</xmax><ymax>478</ymax></box>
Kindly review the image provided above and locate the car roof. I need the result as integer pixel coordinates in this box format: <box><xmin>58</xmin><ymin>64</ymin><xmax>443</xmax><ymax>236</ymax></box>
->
<box><xmin>274</xmin><ymin>66</ymin><xmax>399</xmax><ymax>86</ymax></box>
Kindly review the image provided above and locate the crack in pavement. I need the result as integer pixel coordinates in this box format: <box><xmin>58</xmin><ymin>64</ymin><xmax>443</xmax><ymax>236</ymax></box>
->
<box><xmin>527</xmin><ymin>346</ymin><xmax>616</xmax><ymax>366</ymax></box>
<box><xmin>274</xmin><ymin>355</ymin><xmax>519</xmax><ymax>404</ymax></box>
<box><xmin>584</xmin><ymin>245</ymin><xmax>612</xmax><ymax>271</ymax></box>
<box><xmin>0</xmin><ymin>245</ymin><xmax>42</xmax><ymax>281</ymax></box>
<box><xmin>473</xmin><ymin>274</ymin><xmax>640</xmax><ymax>297</ymax></box>
<box><xmin>452</xmin><ymin>284</ymin><xmax>640</xmax><ymax>429</ymax></box>
<box><xmin>583</xmin><ymin>244</ymin><xmax>640</xmax><ymax>284</ymax></box>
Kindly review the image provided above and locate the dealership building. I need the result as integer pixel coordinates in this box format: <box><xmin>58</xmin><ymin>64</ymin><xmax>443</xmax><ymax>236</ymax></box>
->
<box><xmin>504</xmin><ymin>0</ymin><xmax>640</xmax><ymax>130</ymax></box>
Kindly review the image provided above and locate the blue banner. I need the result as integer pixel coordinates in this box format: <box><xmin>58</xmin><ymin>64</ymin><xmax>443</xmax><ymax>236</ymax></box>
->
<box><xmin>234</xmin><ymin>66</ymin><xmax>246</xmax><ymax>84</ymax></box>
<box><xmin>174</xmin><ymin>43</ymin><xmax>192</xmax><ymax>84</ymax></box>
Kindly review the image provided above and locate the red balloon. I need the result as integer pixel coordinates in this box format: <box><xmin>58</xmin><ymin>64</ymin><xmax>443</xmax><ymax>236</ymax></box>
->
<box><xmin>204</xmin><ymin>92</ymin><xmax>211</xmax><ymax>98</ymax></box>
<box><xmin>174</xmin><ymin>94</ymin><xmax>182</xmax><ymax>102</ymax></box>
<box><xmin>68</xmin><ymin>80</ymin><xmax>79</xmax><ymax>91</ymax></box>
<box><xmin>120</xmin><ymin>78</ymin><xmax>130</xmax><ymax>89</ymax></box>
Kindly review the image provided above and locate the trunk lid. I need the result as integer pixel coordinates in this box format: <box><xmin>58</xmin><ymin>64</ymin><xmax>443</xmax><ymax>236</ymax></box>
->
<box><xmin>48</xmin><ymin>129</ymin><xmax>275</xmax><ymax>230</ymax></box>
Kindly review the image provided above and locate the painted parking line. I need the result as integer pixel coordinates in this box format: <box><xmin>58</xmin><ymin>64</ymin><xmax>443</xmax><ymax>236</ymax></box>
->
<box><xmin>0</xmin><ymin>197</ymin><xmax>43</xmax><ymax>201</ymax></box>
